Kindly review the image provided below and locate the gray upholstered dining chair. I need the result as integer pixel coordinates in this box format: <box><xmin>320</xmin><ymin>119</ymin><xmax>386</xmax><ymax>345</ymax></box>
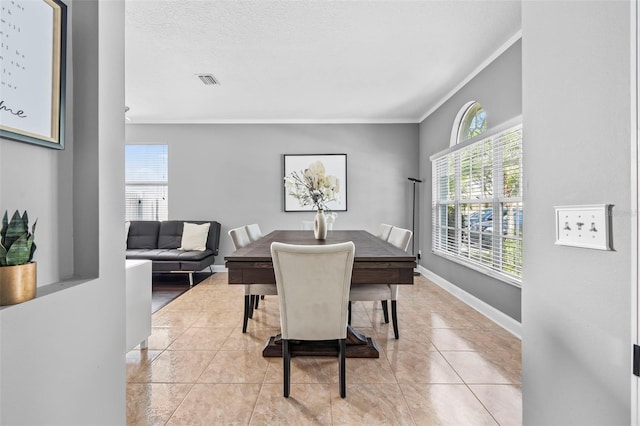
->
<box><xmin>245</xmin><ymin>223</ymin><xmax>263</xmax><ymax>242</ymax></box>
<box><xmin>349</xmin><ymin>226</ymin><xmax>412</xmax><ymax>339</ymax></box>
<box><xmin>270</xmin><ymin>241</ymin><xmax>355</xmax><ymax>398</ymax></box>
<box><xmin>228</xmin><ymin>226</ymin><xmax>277</xmax><ymax>333</ymax></box>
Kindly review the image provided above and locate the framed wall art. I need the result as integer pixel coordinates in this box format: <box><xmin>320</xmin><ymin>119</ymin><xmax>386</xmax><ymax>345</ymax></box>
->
<box><xmin>283</xmin><ymin>154</ymin><xmax>347</xmax><ymax>212</ymax></box>
<box><xmin>0</xmin><ymin>0</ymin><xmax>67</xmax><ymax>149</ymax></box>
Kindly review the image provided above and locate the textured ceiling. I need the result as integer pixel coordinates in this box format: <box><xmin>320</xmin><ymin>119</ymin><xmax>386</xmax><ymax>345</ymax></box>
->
<box><xmin>125</xmin><ymin>1</ymin><xmax>521</xmax><ymax>123</ymax></box>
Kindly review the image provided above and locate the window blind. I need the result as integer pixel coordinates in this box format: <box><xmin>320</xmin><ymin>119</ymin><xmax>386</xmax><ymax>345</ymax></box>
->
<box><xmin>125</xmin><ymin>145</ymin><xmax>168</xmax><ymax>221</ymax></box>
<box><xmin>432</xmin><ymin>123</ymin><xmax>523</xmax><ymax>284</ymax></box>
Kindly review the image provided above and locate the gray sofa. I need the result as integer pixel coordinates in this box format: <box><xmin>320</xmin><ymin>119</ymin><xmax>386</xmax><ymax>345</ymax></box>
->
<box><xmin>126</xmin><ymin>220</ymin><xmax>221</xmax><ymax>285</ymax></box>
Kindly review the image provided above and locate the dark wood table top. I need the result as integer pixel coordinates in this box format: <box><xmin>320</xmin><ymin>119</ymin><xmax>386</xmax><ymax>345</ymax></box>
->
<box><xmin>225</xmin><ymin>230</ymin><xmax>416</xmax><ymax>285</ymax></box>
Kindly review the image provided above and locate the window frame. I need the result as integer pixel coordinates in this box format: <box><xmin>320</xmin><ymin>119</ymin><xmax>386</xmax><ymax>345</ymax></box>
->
<box><xmin>431</xmin><ymin>116</ymin><xmax>523</xmax><ymax>287</ymax></box>
<box><xmin>449</xmin><ymin>100</ymin><xmax>488</xmax><ymax>147</ymax></box>
<box><xmin>125</xmin><ymin>144</ymin><xmax>169</xmax><ymax>222</ymax></box>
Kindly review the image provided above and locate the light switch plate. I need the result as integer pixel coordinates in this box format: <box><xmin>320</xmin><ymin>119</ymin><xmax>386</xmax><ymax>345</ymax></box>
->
<box><xmin>554</xmin><ymin>204</ymin><xmax>612</xmax><ymax>250</ymax></box>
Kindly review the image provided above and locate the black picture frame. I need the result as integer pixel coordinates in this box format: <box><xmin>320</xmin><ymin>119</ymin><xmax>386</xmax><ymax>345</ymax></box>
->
<box><xmin>283</xmin><ymin>154</ymin><xmax>348</xmax><ymax>212</ymax></box>
<box><xmin>0</xmin><ymin>0</ymin><xmax>67</xmax><ymax>149</ymax></box>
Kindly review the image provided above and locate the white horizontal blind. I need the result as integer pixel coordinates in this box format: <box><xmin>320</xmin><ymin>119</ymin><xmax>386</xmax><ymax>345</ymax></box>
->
<box><xmin>432</xmin><ymin>124</ymin><xmax>523</xmax><ymax>283</ymax></box>
<box><xmin>125</xmin><ymin>145</ymin><xmax>168</xmax><ymax>221</ymax></box>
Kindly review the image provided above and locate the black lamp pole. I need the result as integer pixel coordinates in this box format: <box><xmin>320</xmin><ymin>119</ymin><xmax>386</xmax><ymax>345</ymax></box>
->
<box><xmin>408</xmin><ymin>178</ymin><xmax>422</xmax><ymax>273</ymax></box>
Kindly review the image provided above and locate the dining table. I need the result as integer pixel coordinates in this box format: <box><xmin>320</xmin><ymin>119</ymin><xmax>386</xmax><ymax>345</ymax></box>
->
<box><xmin>225</xmin><ymin>230</ymin><xmax>416</xmax><ymax>358</ymax></box>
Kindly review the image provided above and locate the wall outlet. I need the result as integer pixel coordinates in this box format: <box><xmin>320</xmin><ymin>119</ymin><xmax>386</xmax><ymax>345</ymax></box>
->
<box><xmin>555</xmin><ymin>204</ymin><xmax>612</xmax><ymax>250</ymax></box>
<box><xmin>417</xmin><ymin>249</ymin><xmax>422</xmax><ymax>259</ymax></box>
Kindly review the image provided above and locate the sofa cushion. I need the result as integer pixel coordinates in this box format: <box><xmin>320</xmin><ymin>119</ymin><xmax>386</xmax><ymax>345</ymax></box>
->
<box><xmin>158</xmin><ymin>221</ymin><xmax>183</xmax><ymax>249</ymax></box>
<box><xmin>180</xmin><ymin>222</ymin><xmax>210</xmax><ymax>251</ymax></box>
<box><xmin>175</xmin><ymin>249</ymin><xmax>214</xmax><ymax>261</ymax></box>
<box><xmin>127</xmin><ymin>221</ymin><xmax>160</xmax><ymax>249</ymax></box>
<box><xmin>126</xmin><ymin>249</ymin><xmax>214</xmax><ymax>262</ymax></box>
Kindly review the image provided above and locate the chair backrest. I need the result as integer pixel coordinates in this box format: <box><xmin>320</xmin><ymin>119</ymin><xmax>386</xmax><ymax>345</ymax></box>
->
<box><xmin>228</xmin><ymin>226</ymin><xmax>252</xmax><ymax>250</ymax></box>
<box><xmin>271</xmin><ymin>241</ymin><xmax>355</xmax><ymax>341</ymax></box>
<box><xmin>376</xmin><ymin>223</ymin><xmax>394</xmax><ymax>241</ymax></box>
<box><xmin>387</xmin><ymin>227</ymin><xmax>412</xmax><ymax>252</ymax></box>
<box><xmin>245</xmin><ymin>223</ymin><xmax>263</xmax><ymax>242</ymax></box>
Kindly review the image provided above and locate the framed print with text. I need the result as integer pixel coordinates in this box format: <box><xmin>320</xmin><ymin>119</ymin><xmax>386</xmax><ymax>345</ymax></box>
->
<box><xmin>0</xmin><ymin>0</ymin><xmax>67</xmax><ymax>149</ymax></box>
<box><xmin>283</xmin><ymin>154</ymin><xmax>347</xmax><ymax>212</ymax></box>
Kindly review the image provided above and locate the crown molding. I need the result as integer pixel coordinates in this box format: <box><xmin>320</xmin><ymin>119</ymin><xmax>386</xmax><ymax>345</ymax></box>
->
<box><xmin>126</xmin><ymin>118</ymin><xmax>421</xmax><ymax>125</ymax></box>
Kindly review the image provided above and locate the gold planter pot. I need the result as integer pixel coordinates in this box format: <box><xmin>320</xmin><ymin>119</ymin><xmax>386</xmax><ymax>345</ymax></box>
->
<box><xmin>0</xmin><ymin>262</ymin><xmax>37</xmax><ymax>306</ymax></box>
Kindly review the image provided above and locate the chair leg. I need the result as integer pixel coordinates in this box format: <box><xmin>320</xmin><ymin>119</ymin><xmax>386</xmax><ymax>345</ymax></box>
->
<box><xmin>339</xmin><ymin>339</ymin><xmax>346</xmax><ymax>398</ymax></box>
<box><xmin>242</xmin><ymin>295</ymin><xmax>250</xmax><ymax>333</ymax></box>
<box><xmin>391</xmin><ymin>300</ymin><xmax>399</xmax><ymax>339</ymax></box>
<box><xmin>381</xmin><ymin>300</ymin><xmax>389</xmax><ymax>323</ymax></box>
<box><xmin>348</xmin><ymin>301</ymin><xmax>352</xmax><ymax>325</ymax></box>
<box><xmin>283</xmin><ymin>340</ymin><xmax>291</xmax><ymax>398</ymax></box>
<box><xmin>249</xmin><ymin>295</ymin><xmax>255</xmax><ymax>319</ymax></box>
<box><xmin>255</xmin><ymin>295</ymin><xmax>260</xmax><ymax>309</ymax></box>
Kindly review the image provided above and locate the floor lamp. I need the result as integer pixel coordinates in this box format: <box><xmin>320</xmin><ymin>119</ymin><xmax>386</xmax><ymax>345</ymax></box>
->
<box><xmin>408</xmin><ymin>177</ymin><xmax>422</xmax><ymax>276</ymax></box>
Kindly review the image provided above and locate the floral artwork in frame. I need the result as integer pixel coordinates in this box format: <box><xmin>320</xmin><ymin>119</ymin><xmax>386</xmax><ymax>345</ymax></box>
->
<box><xmin>283</xmin><ymin>154</ymin><xmax>347</xmax><ymax>212</ymax></box>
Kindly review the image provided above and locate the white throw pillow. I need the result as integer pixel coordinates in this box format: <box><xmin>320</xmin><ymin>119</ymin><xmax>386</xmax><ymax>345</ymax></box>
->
<box><xmin>179</xmin><ymin>222</ymin><xmax>210</xmax><ymax>251</ymax></box>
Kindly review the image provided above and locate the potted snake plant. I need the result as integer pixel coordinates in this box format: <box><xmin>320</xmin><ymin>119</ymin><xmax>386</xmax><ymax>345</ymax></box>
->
<box><xmin>0</xmin><ymin>210</ymin><xmax>37</xmax><ymax>306</ymax></box>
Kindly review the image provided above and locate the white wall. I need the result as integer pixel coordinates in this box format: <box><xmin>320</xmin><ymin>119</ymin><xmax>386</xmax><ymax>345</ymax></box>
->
<box><xmin>0</xmin><ymin>1</ymin><xmax>126</xmax><ymax>424</ymax></box>
<box><xmin>126</xmin><ymin>123</ymin><xmax>420</xmax><ymax>263</ymax></box>
<box><xmin>522</xmin><ymin>1</ymin><xmax>633</xmax><ymax>423</ymax></box>
<box><xmin>0</xmin><ymin>140</ymin><xmax>73</xmax><ymax>284</ymax></box>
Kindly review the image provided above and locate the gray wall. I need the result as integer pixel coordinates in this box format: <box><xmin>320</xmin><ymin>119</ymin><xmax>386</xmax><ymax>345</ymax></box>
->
<box><xmin>126</xmin><ymin>123</ymin><xmax>420</xmax><ymax>262</ymax></box>
<box><xmin>419</xmin><ymin>40</ymin><xmax>523</xmax><ymax>321</ymax></box>
<box><xmin>0</xmin><ymin>1</ymin><xmax>126</xmax><ymax>424</ymax></box>
<box><xmin>522</xmin><ymin>1</ymin><xmax>632</xmax><ymax>424</ymax></box>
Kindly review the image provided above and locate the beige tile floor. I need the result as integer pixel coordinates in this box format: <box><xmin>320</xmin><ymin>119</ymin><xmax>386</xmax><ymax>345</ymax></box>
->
<box><xmin>127</xmin><ymin>273</ymin><xmax>522</xmax><ymax>425</ymax></box>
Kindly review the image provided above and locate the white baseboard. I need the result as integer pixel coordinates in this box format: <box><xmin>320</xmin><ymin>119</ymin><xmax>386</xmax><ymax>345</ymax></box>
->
<box><xmin>418</xmin><ymin>265</ymin><xmax>522</xmax><ymax>339</ymax></box>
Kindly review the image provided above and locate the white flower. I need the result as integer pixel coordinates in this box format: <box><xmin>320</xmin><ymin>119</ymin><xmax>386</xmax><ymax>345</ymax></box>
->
<box><xmin>284</xmin><ymin>161</ymin><xmax>340</xmax><ymax>210</ymax></box>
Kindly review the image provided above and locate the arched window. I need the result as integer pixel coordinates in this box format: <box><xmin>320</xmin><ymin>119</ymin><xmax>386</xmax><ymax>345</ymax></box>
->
<box><xmin>450</xmin><ymin>101</ymin><xmax>488</xmax><ymax>146</ymax></box>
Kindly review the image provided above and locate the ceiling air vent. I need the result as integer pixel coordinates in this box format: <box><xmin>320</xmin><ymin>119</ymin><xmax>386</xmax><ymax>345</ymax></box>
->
<box><xmin>196</xmin><ymin>73</ymin><xmax>220</xmax><ymax>86</ymax></box>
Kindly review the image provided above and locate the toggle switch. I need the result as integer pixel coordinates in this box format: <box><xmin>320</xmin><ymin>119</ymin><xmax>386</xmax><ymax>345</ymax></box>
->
<box><xmin>555</xmin><ymin>204</ymin><xmax>612</xmax><ymax>250</ymax></box>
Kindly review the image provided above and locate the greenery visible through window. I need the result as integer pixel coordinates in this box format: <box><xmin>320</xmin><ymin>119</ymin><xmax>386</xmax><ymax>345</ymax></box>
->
<box><xmin>432</xmin><ymin>123</ymin><xmax>523</xmax><ymax>283</ymax></box>
<box><xmin>458</xmin><ymin>102</ymin><xmax>488</xmax><ymax>143</ymax></box>
<box><xmin>125</xmin><ymin>145</ymin><xmax>168</xmax><ymax>221</ymax></box>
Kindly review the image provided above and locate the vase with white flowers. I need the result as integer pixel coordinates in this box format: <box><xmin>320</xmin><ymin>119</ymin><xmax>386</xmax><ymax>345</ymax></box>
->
<box><xmin>284</xmin><ymin>160</ymin><xmax>340</xmax><ymax>239</ymax></box>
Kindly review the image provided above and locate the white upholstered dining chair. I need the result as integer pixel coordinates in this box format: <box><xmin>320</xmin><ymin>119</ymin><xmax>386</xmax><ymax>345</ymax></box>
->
<box><xmin>376</xmin><ymin>223</ymin><xmax>394</xmax><ymax>241</ymax></box>
<box><xmin>271</xmin><ymin>241</ymin><xmax>355</xmax><ymax>398</ymax></box>
<box><xmin>228</xmin><ymin>226</ymin><xmax>277</xmax><ymax>333</ymax></box>
<box><xmin>349</xmin><ymin>226</ymin><xmax>412</xmax><ymax>339</ymax></box>
<box><xmin>245</xmin><ymin>223</ymin><xmax>263</xmax><ymax>242</ymax></box>
<box><xmin>244</xmin><ymin>223</ymin><xmax>266</xmax><ymax>309</ymax></box>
